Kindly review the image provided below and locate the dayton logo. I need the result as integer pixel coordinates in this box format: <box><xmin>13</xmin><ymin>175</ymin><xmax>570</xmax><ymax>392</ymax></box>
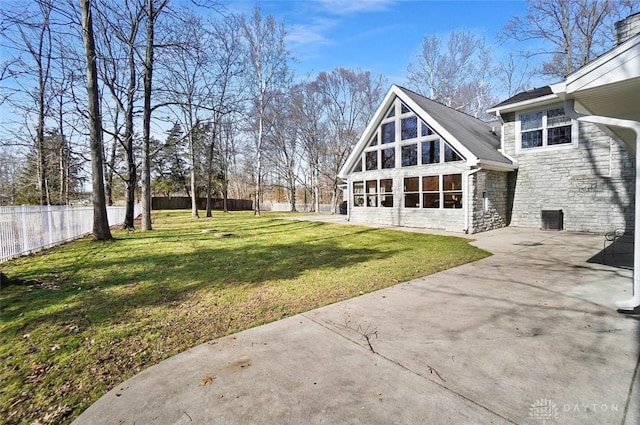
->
<box><xmin>529</xmin><ymin>398</ymin><xmax>559</xmax><ymax>424</ymax></box>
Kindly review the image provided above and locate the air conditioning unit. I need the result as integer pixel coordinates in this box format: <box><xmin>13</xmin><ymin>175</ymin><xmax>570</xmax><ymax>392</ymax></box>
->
<box><xmin>541</xmin><ymin>210</ymin><xmax>563</xmax><ymax>230</ymax></box>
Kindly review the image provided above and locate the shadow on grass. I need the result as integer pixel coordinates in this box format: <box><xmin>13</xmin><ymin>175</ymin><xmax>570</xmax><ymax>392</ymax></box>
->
<box><xmin>1</xmin><ymin>236</ymin><xmax>394</xmax><ymax>334</ymax></box>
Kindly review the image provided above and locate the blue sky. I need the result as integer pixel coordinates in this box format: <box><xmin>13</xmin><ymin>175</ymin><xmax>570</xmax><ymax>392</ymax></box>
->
<box><xmin>225</xmin><ymin>0</ymin><xmax>535</xmax><ymax>88</ymax></box>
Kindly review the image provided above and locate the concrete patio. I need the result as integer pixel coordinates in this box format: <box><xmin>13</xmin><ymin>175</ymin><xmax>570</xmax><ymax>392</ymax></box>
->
<box><xmin>73</xmin><ymin>223</ymin><xmax>640</xmax><ymax>425</ymax></box>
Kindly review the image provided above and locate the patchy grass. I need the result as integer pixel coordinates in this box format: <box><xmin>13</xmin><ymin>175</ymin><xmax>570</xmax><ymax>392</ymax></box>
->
<box><xmin>0</xmin><ymin>211</ymin><xmax>490</xmax><ymax>424</ymax></box>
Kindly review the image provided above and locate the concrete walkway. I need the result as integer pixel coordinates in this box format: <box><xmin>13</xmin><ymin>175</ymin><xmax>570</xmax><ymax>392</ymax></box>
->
<box><xmin>73</xmin><ymin>222</ymin><xmax>640</xmax><ymax>425</ymax></box>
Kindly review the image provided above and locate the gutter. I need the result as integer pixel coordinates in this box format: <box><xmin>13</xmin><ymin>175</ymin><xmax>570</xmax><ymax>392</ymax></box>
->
<box><xmin>564</xmin><ymin>99</ymin><xmax>640</xmax><ymax>310</ymax></box>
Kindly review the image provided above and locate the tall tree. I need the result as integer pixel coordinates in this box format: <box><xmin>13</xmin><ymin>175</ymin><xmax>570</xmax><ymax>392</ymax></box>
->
<box><xmin>315</xmin><ymin>68</ymin><xmax>385</xmax><ymax>212</ymax></box>
<box><xmin>500</xmin><ymin>0</ymin><xmax>636</xmax><ymax>79</ymax></box>
<box><xmin>95</xmin><ymin>0</ymin><xmax>144</xmax><ymax>227</ymax></box>
<box><xmin>140</xmin><ymin>0</ymin><xmax>168</xmax><ymax>231</ymax></box>
<box><xmin>406</xmin><ymin>30</ymin><xmax>496</xmax><ymax>117</ymax></box>
<box><xmin>240</xmin><ymin>6</ymin><xmax>292</xmax><ymax>216</ymax></box>
<box><xmin>79</xmin><ymin>0</ymin><xmax>112</xmax><ymax>240</ymax></box>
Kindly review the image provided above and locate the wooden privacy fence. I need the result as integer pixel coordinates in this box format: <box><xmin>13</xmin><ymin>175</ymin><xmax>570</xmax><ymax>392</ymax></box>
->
<box><xmin>151</xmin><ymin>197</ymin><xmax>252</xmax><ymax>211</ymax></box>
<box><xmin>0</xmin><ymin>204</ymin><xmax>141</xmax><ymax>262</ymax></box>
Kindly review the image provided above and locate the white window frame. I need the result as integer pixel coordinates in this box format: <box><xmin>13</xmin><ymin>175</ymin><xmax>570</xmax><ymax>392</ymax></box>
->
<box><xmin>515</xmin><ymin>105</ymin><xmax>578</xmax><ymax>153</ymax></box>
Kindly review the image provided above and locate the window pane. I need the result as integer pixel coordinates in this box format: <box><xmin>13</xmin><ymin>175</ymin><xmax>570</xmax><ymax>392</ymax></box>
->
<box><xmin>422</xmin><ymin>193</ymin><xmax>439</xmax><ymax>208</ymax></box>
<box><xmin>422</xmin><ymin>176</ymin><xmax>439</xmax><ymax>192</ymax></box>
<box><xmin>382</xmin><ymin>122</ymin><xmax>395</xmax><ymax>144</ymax></box>
<box><xmin>404</xmin><ymin>177</ymin><xmax>419</xmax><ymax>192</ymax></box>
<box><xmin>401</xmin><ymin>103</ymin><xmax>410</xmax><ymax>114</ymax></box>
<box><xmin>443</xmin><ymin>174</ymin><xmax>462</xmax><ymax>191</ymax></box>
<box><xmin>353</xmin><ymin>181</ymin><xmax>364</xmax><ymax>207</ymax></box>
<box><xmin>386</xmin><ymin>105</ymin><xmax>395</xmax><ymax>118</ymax></box>
<box><xmin>365</xmin><ymin>151</ymin><xmax>377</xmax><ymax>170</ymax></box>
<box><xmin>548</xmin><ymin>125</ymin><xmax>572</xmax><ymax>145</ymax></box>
<box><xmin>421</xmin><ymin>140</ymin><xmax>440</xmax><ymax>164</ymax></box>
<box><xmin>547</xmin><ymin>107</ymin><xmax>570</xmax><ymax>127</ymax></box>
<box><xmin>368</xmin><ymin>134</ymin><xmax>378</xmax><ymax>147</ymax></box>
<box><xmin>444</xmin><ymin>143</ymin><xmax>462</xmax><ymax>162</ymax></box>
<box><xmin>521</xmin><ymin>130</ymin><xmax>543</xmax><ymax>149</ymax></box>
<box><xmin>521</xmin><ymin>111</ymin><xmax>542</xmax><ymax>130</ymax></box>
<box><xmin>421</xmin><ymin>121</ymin><xmax>434</xmax><ymax>137</ymax></box>
<box><xmin>366</xmin><ymin>180</ymin><xmax>377</xmax><ymax>207</ymax></box>
<box><xmin>444</xmin><ymin>192</ymin><xmax>463</xmax><ymax>209</ymax></box>
<box><xmin>404</xmin><ymin>193</ymin><xmax>419</xmax><ymax>208</ymax></box>
<box><xmin>353</xmin><ymin>157</ymin><xmax>362</xmax><ymax>172</ymax></box>
<box><xmin>381</xmin><ymin>147</ymin><xmax>395</xmax><ymax>169</ymax></box>
<box><xmin>380</xmin><ymin>179</ymin><xmax>393</xmax><ymax>207</ymax></box>
<box><xmin>401</xmin><ymin>116</ymin><xmax>418</xmax><ymax>140</ymax></box>
<box><xmin>401</xmin><ymin>144</ymin><xmax>417</xmax><ymax>167</ymax></box>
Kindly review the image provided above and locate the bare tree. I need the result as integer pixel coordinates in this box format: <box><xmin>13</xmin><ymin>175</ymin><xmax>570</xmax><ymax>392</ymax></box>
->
<box><xmin>240</xmin><ymin>6</ymin><xmax>292</xmax><ymax>216</ymax></box>
<box><xmin>290</xmin><ymin>81</ymin><xmax>327</xmax><ymax>213</ymax></box>
<box><xmin>316</xmin><ymin>68</ymin><xmax>385</xmax><ymax>212</ymax></box>
<box><xmin>407</xmin><ymin>30</ymin><xmax>496</xmax><ymax>117</ymax></box>
<box><xmin>95</xmin><ymin>0</ymin><xmax>144</xmax><ymax>227</ymax></box>
<box><xmin>79</xmin><ymin>0</ymin><xmax>112</xmax><ymax>240</ymax></box>
<box><xmin>500</xmin><ymin>0</ymin><xmax>636</xmax><ymax>79</ymax></box>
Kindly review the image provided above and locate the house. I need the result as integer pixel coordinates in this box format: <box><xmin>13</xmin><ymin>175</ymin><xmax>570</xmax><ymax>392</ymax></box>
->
<box><xmin>339</xmin><ymin>12</ymin><xmax>640</xmax><ymax>309</ymax></box>
<box><xmin>338</xmin><ymin>85</ymin><xmax>517</xmax><ymax>234</ymax></box>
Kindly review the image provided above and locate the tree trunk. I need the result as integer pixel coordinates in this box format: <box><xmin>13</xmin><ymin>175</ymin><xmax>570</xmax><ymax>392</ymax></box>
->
<box><xmin>80</xmin><ymin>0</ymin><xmax>112</xmax><ymax>241</ymax></box>
<box><xmin>140</xmin><ymin>0</ymin><xmax>163</xmax><ymax>231</ymax></box>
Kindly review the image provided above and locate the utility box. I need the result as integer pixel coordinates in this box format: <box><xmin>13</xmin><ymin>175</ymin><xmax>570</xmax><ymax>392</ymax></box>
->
<box><xmin>541</xmin><ymin>210</ymin><xmax>564</xmax><ymax>230</ymax></box>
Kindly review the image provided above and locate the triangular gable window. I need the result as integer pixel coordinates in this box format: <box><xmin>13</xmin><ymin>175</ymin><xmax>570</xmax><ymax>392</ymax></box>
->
<box><xmin>421</xmin><ymin>121</ymin><xmax>435</xmax><ymax>137</ymax></box>
<box><xmin>401</xmin><ymin>103</ymin><xmax>411</xmax><ymax>114</ymax></box>
<box><xmin>444</xmin><ymin>142</ymin><xmax>463</xmax><ymax>162</ymax></box>
<box><xmin>386</xmin><ymin>105</ymin><xmax>395</xmax><ymax>118</ymax></box>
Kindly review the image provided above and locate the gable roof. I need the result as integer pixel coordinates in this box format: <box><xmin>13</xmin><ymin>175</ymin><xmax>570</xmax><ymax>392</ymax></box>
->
<box><xmin>490</xmin><ymin>86</ymin><xmax>554</xmax><ymax>109</ymax></box>
<box><xmin>397</xmin><ymin>86</ymin><xmax>512</xmax><ymax>166</ymax></box>
<box><xmin>338</xmin><ymin>85</ymin><xmax>514</xmax><ymax>178</ymax></box>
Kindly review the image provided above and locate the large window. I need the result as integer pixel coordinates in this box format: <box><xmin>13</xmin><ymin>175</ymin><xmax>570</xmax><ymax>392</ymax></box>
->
<box><xmin>353</xmin><ymin>181</ymin><xmax>364</xmax><ymax>207</ymax></box>
<box><xmin>366</xmin><ymin>180</ymin><xmax>378</xmax><ymax>207</ymax></box>
<box><xmin>365</xmin><ymin>151</ymin><xmax>377</xmax><ymax>171</ymax></box>
<box><xmin>402</xmin><ymin>144</ymin><xmax>417</xmax><ymax>166</ymax></box>
<box><xmin>442</xmin><ymin>174</ymin><xmax>462</xmax><ymax>208</ymax></box>
<box><xmin>421</xmin><ymin>140</ymin><xmax>440</xmax><ymax>164</ymax></box>
<box><xmin>353</xmin><ymin>179</ymin><xmax>394</xmax><ymax>208</ymax></box>
<box><xmin>404</xmin><ymin>177</ymin><xmax>419</xmax><ymax>208</ymax></box>
<box><xmin>400</xmin><ymin>174</ymin><xmax>463</xmax><ymax>209</ymax></box>
<box><xmin>519</xmin><ymin>106</ymin><xmax>573</xmax><ymax>150</ymax></box>
<box><xmin>422</xmin><ymin>176</ymin><xmax>439</xmax><ymax>208</ymax></box>
<box><xmin>354</xmin><ymin>98</ymin><xmax>465</xmax><ymax>173</ymax></box>
<box><xmin>380</xmin><ymin>179</ymin><xmax>393</xmax><ymax>207</ymax></box>
<box><xmin>381</xmin><ymin>147</ymin><xmax>395</xmax><ymax>169</ymax></box>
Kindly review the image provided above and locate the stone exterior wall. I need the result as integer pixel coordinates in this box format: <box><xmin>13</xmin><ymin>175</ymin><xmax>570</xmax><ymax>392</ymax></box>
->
<box><xmin>469</xmin><ymin>170</ymin><xmax>511</xmax><ymax>233</ymax></box>
<box><xmin>347</xmin><ymin>161</ymin><xmax>467</xmax><ymax>232</ymax></box>
<box><xmin>501</xmin><ymin>111</ymin><xmax>635</xmax><ymax>233</ymax></box>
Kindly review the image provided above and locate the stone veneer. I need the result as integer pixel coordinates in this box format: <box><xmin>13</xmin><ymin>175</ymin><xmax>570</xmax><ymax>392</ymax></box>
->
<box><xmin>501</xmin><ymin>111</ymin><xmax>635</xmax><ymax>233</ymax></box>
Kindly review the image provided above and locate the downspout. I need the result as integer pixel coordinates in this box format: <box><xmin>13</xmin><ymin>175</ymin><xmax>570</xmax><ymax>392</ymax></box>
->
<box><xmin>346</xmin><ymin>179</ymin><xmax>351</xmax><ymax>222</ymax></box>
<box><xmin>464</xmin><ymin>167</ymin><xmax>483</xmax><ymax>234</ymax></box>
<box><xmin>565</xmin><ymin>99</ymin><xmax>640</xmax><ymax>310</ymax></box>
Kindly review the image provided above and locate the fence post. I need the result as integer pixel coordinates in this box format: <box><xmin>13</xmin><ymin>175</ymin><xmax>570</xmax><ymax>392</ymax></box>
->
<box><xmin>20</xmin><ymin>205</ymin><xmax>29</xmax><ymax>253</ymax></box>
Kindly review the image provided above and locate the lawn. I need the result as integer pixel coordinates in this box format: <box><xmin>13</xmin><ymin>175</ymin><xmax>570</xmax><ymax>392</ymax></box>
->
<box><xmin>0</xmin><ymin>211</ymin><xmax>490</xmax><ymax>424</ymax></box>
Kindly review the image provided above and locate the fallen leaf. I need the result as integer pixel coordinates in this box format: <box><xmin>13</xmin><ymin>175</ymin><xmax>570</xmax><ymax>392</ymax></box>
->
<box><xmin>199</xmin><ymin>375</ymin><xmax>214</xmax><ymax>386</ymax></box>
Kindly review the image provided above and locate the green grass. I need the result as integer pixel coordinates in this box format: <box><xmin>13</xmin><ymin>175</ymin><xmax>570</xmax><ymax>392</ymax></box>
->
<box><xmin>0</xmin><ymin>211</ymin><xmax>490</xmax><ymax>424</ymax></box>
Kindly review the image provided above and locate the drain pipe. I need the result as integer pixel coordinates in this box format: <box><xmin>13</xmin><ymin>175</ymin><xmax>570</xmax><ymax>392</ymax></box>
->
<box><xmin>565</xmin><ymin>99</ymin><xmax>640</xmax><ymax>310</ymax></box>
<box><xmin>463</xmin><ymin>167</ymin><xmax>483</xmax><ymax>234</ymax></box>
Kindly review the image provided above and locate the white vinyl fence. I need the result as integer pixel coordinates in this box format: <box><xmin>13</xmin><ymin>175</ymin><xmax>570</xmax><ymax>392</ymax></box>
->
<box><xmin>0</xmin><ymin>204</ymin><xmax>142</xmax><ymax>262</ymax></box>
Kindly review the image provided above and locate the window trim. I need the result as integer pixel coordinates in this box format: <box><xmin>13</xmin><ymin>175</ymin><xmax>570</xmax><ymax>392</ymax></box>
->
<box><xmin>515</xmin><ymin>105</ymin><xmax>578</xmax><ymax>153</ymax></box>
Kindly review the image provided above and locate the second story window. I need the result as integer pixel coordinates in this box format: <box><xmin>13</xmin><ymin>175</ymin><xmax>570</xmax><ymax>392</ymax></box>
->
<box><xmin>518</xmin><ymin>106</ymin><xmax>574</xmax><ymax>151</ymax></box>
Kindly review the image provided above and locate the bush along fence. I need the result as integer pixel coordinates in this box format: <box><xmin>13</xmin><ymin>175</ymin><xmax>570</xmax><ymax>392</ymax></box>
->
<box><xmin>0</xmin><ymin>204</ymin><xmax>141</xmax><ymax>262</ymax></box>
